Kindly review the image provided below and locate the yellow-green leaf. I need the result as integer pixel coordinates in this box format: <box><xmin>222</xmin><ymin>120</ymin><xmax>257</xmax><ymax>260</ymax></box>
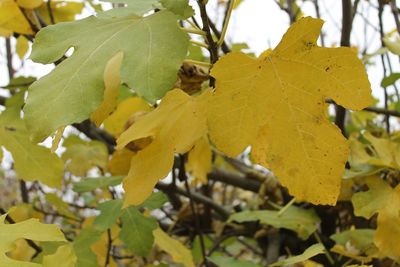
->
<box><xmin>62</xmin><ymin>136</ymin><xmax>108</xmax><ymax>176</ymax></box>
<box><xmin>117</xmin><ymin>89</ymin><xmax>210</xmax><ymax>206</ymax></box>
<box><xmin>43</xmin><ymin>244</ymin><xmax>77</xmax><ymax>267</ymax></box>
<box><xmin>352</xmin><ymin>177</ymin><xmax>400</xmax><ymax>259</ymax></box>
<box><xmin>16</xmin><ymin>35</ymin><xmax>29</xmax><ymax>59</ymax></box>
<box><xmin>207</xmin><ymin>17</ymin><xmax>372</xmax><ymax>205</ymax></box>
<box><xmin>91</xmin><ymin>51</ymin><xmax>123</xmax><ymax>127</ymax></box>
<box><xmin>0</xmin><ymin>210</ymin><xmax>65</xmax><ymax>266</ymax></box>
<box><xmin>0</xmin><ymin>94</ymin><xmax>64</xmax><ymax>188</ymax></box>
<box><xmin>270</xmin><ymin>244</ymin><xmax>325</xmax><ymax>266</ymax></box>
<box><xmin>153</xmin><ymin>228</ymin><xmax>195</xmax><ymax>267</ymax></box>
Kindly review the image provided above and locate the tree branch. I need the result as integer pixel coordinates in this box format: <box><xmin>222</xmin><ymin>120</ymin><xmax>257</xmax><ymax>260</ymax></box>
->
<box><xmin>72</xmin><ymin>120</ymin><xmax>116</xmax><ymax>153</ymax></box>
<box><xmin>156</xmin><ymin>182</ymin><xmax>231</xmax><ymax>220</ymax></box>
<box><xmin>335</xmin><ymin>0</ymin><xmax>353</xmax><ymax>137</ymax></box>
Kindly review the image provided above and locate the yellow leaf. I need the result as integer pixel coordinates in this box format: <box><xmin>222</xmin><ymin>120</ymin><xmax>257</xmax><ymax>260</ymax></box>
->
<box><xmin>36</xmin><ymin>1</ymin><xmax>84</xmax><ymax>24</ymax></box>
<box><xmin>207</xmin><ymin>17</ymin><xmax>372</xmax><ymax>205</ymax></box>
<box><xmin>352</xmin><ymin>177</ymin><xmax>400</xmax><ymax>259</ymax></box>
<box><xmin>349</xmin><ymin>132</ymin><xmax>400</xmax><ymax>169</ymax></box>
<box><xmin>7</xmin><ymin>239</ymin><xmax>36</xmax><ymax>263</ymax></box>
<box><xmin>117</xmin><ymin>89</ymin><xmax>210</xmax><ymax>206</ymax></box>
<box><xmin>108</xmin><ymin>148</ymin><xmax>136</xmax><ymax>176</ymax></box>
<box><xmin>0</xmin><ymin>210</ymin><xmax>65</xmax><ymax>266</ymax></box>
<box><xmin>0</xmin><ymin>0</ymin><xmax>32</xmax><ymax>35</ymax></box>
<box><xmin>43</xmin><ymin>244</ymin><xmax>77</xmax><ymax>267</ymax></box>
<box><xmin>104</xmin><ymin>97</ymin><xmax>152</xmax><ymax>137</ymax></box>
<box><xmin>8</xmin><ymin>204</ymin><xmax>43</xmax><ymax>222</ymax></box>
<box><xmin>51</xmin><ymin>126</ymin><xmax>65</xmax><ymax>153</ymax></box>
<box><xmin>16</xmin><ymin>0</ymin><xmax>43</xmax><ymax>9</ymax></box>
<box><xmin>91</xmin><ymin>52</ymin><xmax>124</xmax><ymax>127</ymax></box>
<box><xmin>16</xmin><ymin>35</ymin><xmax>29</xmax><ymax>59</ymax></box>
<box><xmin>153</xmin><ymin>228</ymin><xmax>195</xmax><ymax>267</ymax></box>
<box><xmin>363</xmin><ymin>132</ymin><xmax>396</xmax><ymax>167</ymax></box>
<box><xmin>186</xmin><ymin>136</ymin><xmax>212</xmax><ymax>183</ymax></box>
<box><xmin>5</xmin><ymin>204</ymin><xmax>45</xmax><ymax>261</ymax></box>
<box><xmin>90</xmin><ymin>226</ymin><xmax>119</xmax><ymax>267</ymax></box>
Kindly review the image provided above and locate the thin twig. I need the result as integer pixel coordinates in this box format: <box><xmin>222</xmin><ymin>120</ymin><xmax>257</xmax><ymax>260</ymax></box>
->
<box><xmin>196</xmin><ymin>0</ymin><xmax>219</xmax><ymax>86</ymax></box>
<box><xmin>179</xmin><ymin>155</ymin><xmax>209</xmax><ymax>267</ymax></box>
<box><xmin>217</xmin><ymin>0</ymin><xmax>235</xmax><ymax>47</ymax></box>
<box><xmin>5</xmin><ymin>38</ymin><xmax>14</xmax><ymax>81</ymax></box>
<box><xmin>378</xmin><ymin>0</ymin><xmax>391</xmax><ymax>133</ymax></box>
<box><xmin>335</xmin><ymin>0</ymin><xmax>353</xmax><ymax>137</ymax></box>
<box><xmin>105</xmin><ymin>229</ymin><xmax>112</xmax><ymax>267</ymax></box>
<box><xmin>47</xmin><ymin>0</ymin><xmax>55</xmax><ymax>24</ymax></box>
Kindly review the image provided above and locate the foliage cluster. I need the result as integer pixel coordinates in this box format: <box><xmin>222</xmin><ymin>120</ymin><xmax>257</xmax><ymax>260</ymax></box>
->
<box><xmin>0</xmin><ymin>0</ymin><xmax>400</xmax><ymax>266</ymax></box>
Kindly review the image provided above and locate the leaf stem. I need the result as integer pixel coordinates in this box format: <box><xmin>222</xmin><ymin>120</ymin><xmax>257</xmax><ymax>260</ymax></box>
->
<box><xmin>185</xmin><ymin>19</ymin><xmax>202</xmax><ymax>31</ymax></box>
<box><xmin>277</xmin><ymin>197</ymin><xmax>295</xmax><ymax>216</ymax></box>
<box><xmin>190</xmin><ymin>40</ymin><xmax>209</xmax><ymax>49</ymax></box>
<box><xmin>180</xmin><ymin>27</ymin><xmax>207</xmax><ymax>36</ymax></box>
<box><xmin>313</xmin><ymin>232</ymin><xmax>335</xmax><ymax>265</ymax></box>
<box><xmin>183</xmin><ymin>59</ymin><xmax>211</xmax><ymax>67</ymax></box>
<box><xmin>179</xmin><ymin>155</ymin><xmax>210</xmax><ymax>267</ymax></box>
<box><xmin>217</xmin><ymin>0</ymin><xmax>235</xmax><ymax>47</ymax></box>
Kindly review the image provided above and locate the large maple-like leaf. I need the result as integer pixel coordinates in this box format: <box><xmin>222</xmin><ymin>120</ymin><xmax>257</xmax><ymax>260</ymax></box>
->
<box><xmin>25</xmin><ymin>10</ymin><xmax>189</xmax><ymax>141</ymax></box>
<box><xmin>117</xmin><ymin>89</ymin><xmax>210</xmax><ymax>206</ymax></box>
<box><xmin>207</xmin><ymin>17</ymin><xmax>372</xmax><ymax>205</ymax></box>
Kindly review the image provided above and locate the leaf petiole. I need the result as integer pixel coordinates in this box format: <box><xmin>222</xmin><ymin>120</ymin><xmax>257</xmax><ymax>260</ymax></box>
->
<box><xmin>180</xmin><ymin>27</ymin><xmax>207</xmax><ymax>36</ymax></box>
<box><xmin>183</xmin><ymin>59</ymin><xmax>211</xmax><ymax>67</ymax></box>
<box><xmin>190</xmin><ymin>40</ymin><xmax>209</xmax><ymax>49</ymax></box>
<box><xmin>277</xmin><ymin>197</ymin><xmax>296</xmax><ymax>216</ymax></box>
<box><xmin>217</xmin><ymin>0</ymin><xmax>235</xmax><ymax>47</ymax></box>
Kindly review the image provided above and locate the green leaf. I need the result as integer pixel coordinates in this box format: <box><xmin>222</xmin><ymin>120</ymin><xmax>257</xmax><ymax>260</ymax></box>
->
<box><xmin>72</xmin><ymin>176</ymin><xmax>124</xmax><ymax>193</ymax></box>
<box><xmin>140</xmin><ymin>191</ymin><xmax>168</xmax><ymax>210</ymax></box>
<box><xmin>93</xmin><ymin>199</ymin><xmax>123</xmax><ymax>231</ymax></box>
<box><xmin>73</xmin><ymin>227</ymin><xmax>101</xmax><ymax>267</ymax></box>
<box><xmin>5</xmin><ymin>76</ymin><xmax>36</xmax><ymax>91</ymax></box>
<box><xmin>161</xmin><ymin>0</ymin><xmax>194</xmax><ymax>19</ymax></box>
<box><xmin>229</xmin><ymin>206</ymin><xmax>320</xmax><ymax>239</ymax></box>
<box><xmin>381</xmin><ymin>72</ymin><xmax>400</xmax><ymax>88</ymax></box>
<box><xmin>25</xmin><ymin>10</ymin><xmax>189</xmax><ymax>141</ymax></box>
<box><xmin>208</xmin><ymin>255</ymin><xmax>262</xmax><ymax>267</ymax></box>
<box><xmin>0</xmin><ymin>211</ymin><xmax>66</xmax><ymax>267</ymax></box>
<box><xmin>119</xmin><ymin>206</ymin><xmax>158</xmax><ymax>256</ymax></box>
<box><xmin>269</xmin><ymin>244</ymin><xmax>324</xmax><ymax>266</ymax></box>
